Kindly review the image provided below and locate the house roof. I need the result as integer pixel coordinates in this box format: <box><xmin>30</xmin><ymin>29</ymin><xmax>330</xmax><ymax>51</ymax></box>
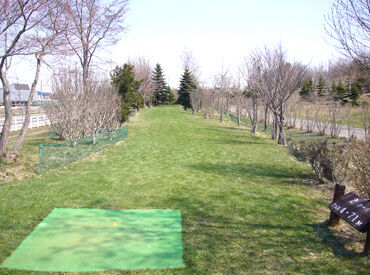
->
<box><xmin>12</xmin><ymin>83</ymin><xmax>30</xmax><ymax>90</ymax></box>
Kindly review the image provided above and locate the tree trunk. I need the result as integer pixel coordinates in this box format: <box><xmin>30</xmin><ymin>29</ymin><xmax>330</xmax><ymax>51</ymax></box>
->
<box><xmin>237</xmin><ymin>103</ymin><xmax>241</xmax><ymax>126</ymax></box>
<box><xmin>0</xmin><ymin>70</ymin><xmax>12</xmax><ymax>156</ymax></box>
<box><xmin>251</xmin><ymin>97</ymin><xmax>258</xmax><ymax>134</ymax></box>
<box><xmin>219</xmin><ymin>98</ymin><xmax>224</xmax><ymax>123</ymax></box>
<box><xmin>272</xmin><ymin>113</ymin><xmax>278</xmax><ymax>140</ymax></box>
<box><xmin>251</xmin><ymin>119</ymin><xmax>257</xmax><ymax>134</ymax></box>
<box><xmin>277</xmin><ymin>105</ymin><xmax>287</xmax><ymax>145</ymax></box>
<box><xmin>226</xmin><ymin>97</ymin><xmax>230</xmax><ymax>117</ymax></box>
<box><xmin>8</xmin><ymin>56</ymin><xmax>42</xmax><ymax>160</ymax></box>
<box><xmin>264</xmin><ymin>104</ymin><xmax>268</xmax><ymax>131</ymax></box>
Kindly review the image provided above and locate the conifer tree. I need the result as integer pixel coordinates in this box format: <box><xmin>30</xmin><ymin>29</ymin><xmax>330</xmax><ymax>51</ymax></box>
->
<box><xmin>299</xmin><ymin>78</ymin><xmax>316</xmax><ymax>101</ymax></box>
<box><xmin>347</xmin><ymin>81</ymin><xmax>361</xmax><ymax>105</ymax></box>
<box><xmin>331</xmin><ymin>80</ymin><xmax>347</xmax><ymax>103</ymax></box>
<box><xmin>152</xmin><ymin>64</ymin><xmax>167</xmax><ymax>105</ymax></box>
<box><xmin>165</xmin><ymin>86</ymin><xmax>175</xmax><ymax>104</ymax></box>
<box><xmin>317</xmin><ymin>76</ymin><xmax>327</xmax><ymax>97</ymax></box>
<box><xmin>111</xmin><ymin>64</ymin><xmax>144</xmax><ymax>121</ymax></box>
<box><xmin>178</xmin><ymin>67</ymin><xmax>197</xmax><ymax>110</ymax></box>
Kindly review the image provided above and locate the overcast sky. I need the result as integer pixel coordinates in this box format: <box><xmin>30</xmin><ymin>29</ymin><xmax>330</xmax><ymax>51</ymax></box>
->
<box><xmin>9</xmin><ymin>0</ymin><xmax>340</xmax><ymax>92</ymax></box>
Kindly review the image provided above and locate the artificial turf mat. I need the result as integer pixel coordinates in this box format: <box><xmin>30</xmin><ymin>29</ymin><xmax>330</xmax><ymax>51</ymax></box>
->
<box><xmin>1</xmin><ymin>208</ymin><xmax>184</xmax><ymax>272</ymax></box>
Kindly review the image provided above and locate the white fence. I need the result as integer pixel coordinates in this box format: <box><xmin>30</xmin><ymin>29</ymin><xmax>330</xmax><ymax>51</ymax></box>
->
<box><xmin>0</xmin><ymin>113</ymin><xmax>50</xmax><ymax>132</ymax></box>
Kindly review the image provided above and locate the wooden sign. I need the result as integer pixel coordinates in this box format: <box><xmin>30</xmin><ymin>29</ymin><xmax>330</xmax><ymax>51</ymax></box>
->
<box><xmin>329</xmin><ymin>192</ymin><xmax>370</xmax><ymax>233</ymax></box>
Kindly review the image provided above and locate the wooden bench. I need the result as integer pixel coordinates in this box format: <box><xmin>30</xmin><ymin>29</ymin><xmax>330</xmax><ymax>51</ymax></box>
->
<box><xmin>328</xmin><ymin>184</ymin><xmax>369</xmax><ymax>254</ymax></box>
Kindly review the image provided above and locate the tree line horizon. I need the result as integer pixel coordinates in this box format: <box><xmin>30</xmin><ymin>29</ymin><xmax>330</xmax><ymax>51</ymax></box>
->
<box><xmin>0</xmin><ymin>0</ymin><xmax>368</xmax><ymax>160</ymax></box>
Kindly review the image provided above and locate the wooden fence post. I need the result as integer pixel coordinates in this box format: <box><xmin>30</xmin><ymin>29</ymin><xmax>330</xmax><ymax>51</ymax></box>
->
<box><xmin>329</xmin><ymin>184</ymin><xmax>346</xmax><ymax>226</ymax></box>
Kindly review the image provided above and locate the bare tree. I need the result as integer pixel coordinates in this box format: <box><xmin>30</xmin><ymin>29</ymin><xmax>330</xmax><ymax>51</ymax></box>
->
<box><xmin>325</xmin><ymin>0</ymin><xmax>370</xmax><ymax>71</ymax></box>
<box><xmin>44</xmin><ymin>68</ymin><xmax>121</xmax><ymax>141</ymax></box>
<box><xmin>189</xmin><ymin>88</ymin><xmax>202</xmax><ymax>114</ymax></box>
<box><xmin>181</xmin><ymin>49</ymin><xmax>200</xmax><ymax>82</ymax></box>
<box><xmin>360</xmin><ymin>100</ymin><xmax>369</xmax><ymax>140</ymax></box>
<box><xmin>213</xmin><ymin>68</ymin><xmax>232</xmax><ymax>123</ymax></box>
<box><xmin>313</xmin><ymin>103</ymin><xmax>330</xmax><ymax>135</ymax></box>
<box><xmin>7</xmin><ymin>3</ymin><xmax>66</xmax><ymax>160</ymax></box>
<box><xmin>230</xmin><ymin>80</ymin><xmax>245</xmax><ymax>126</ymax></box>
<box><xmin>129</xmin><ymin>56</ymin><xmax>155</xmax><ymax>108</ymax></box>
<box><xmin>329</xmin><ymin>101</ymin><xmax>347</xmax><ymax>137</ymax></box>
<box><xmin>201</xmin><ymin>88</ymin><xmax>216</xmax><ymax>119</ymax></box>
<box><xmin>60</xmin><ymin>0</ymin><xmax>129</xmax><ymax>89</ymax></box>
<box><xmin>0</xmin><ymin>0</ymin><xmax>52</xmax><ymax>157</ymax></box>
<box><xmin>241</xmin><ymin>57</ymin><xmax>262</xmax><ymax>134</ymax></box>
<box><xmin>244</xmin><ymin>89</ymin><xmax>259</xmax><ymax>134</ymax></box>
<box><xmin>249</xmin><ymin>45</ymin><xmax>307</xmax><ymax>145</ymax></box>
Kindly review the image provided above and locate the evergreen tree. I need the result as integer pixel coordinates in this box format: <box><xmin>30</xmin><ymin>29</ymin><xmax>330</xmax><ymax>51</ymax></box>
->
<box><xmin>178</xmin><ymin>67</ymin><xmax>197</xmax><ymax>110</ymax></box>
<box><xmin>152</xmin><ymin>63</ymin><xmax>167</xmax><ymax>105</ymax></box>
<box><xmin>111</xmin><ymin>64</ymin><xmax>144</xmax><ymax>122</ymax></box>
<box><xmin>317</xmin><ymin>76</ymin><xmax>327</xmax><ymax>97</ymax></box>
<box><xmin>332</xmin><ymin>80</ymin><xmax>348</xmax><ymax>103</ymax></box>
<box><xmin>299</xmin><ymin>78</ymin><xmax>316</xmax><ymax>101</ymax></box>
<box><xmin>347</xmin><ymin>81</ymin><xmax>361</xmax><ymax>105</ymax></box>
<box><xmin>164</xmin><ymin>86</ymin><xmax>175</xmax><ymax>104</ymax></box>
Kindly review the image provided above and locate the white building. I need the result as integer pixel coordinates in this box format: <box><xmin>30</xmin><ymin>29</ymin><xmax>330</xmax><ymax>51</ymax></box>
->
<box><xmin>0</xmin><ymin>83</ymin><xmax>30</xmax><ymax>105</ymax></box>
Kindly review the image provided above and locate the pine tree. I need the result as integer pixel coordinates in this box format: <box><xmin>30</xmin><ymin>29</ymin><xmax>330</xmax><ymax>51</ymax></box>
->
<box><xmin>164</xmin><ymin>86</ymin><xmax>175</xmax><ymax>104</ymax></box>
<box><xmin>178</xmin><ymin>67</ymin><xmax>197</xmax><ymax>110</ymax></box>
<box><xmin>111</xmin><ymin>64</ymin><xmax>144</xmax><ymax>122</ymax></box>
<box><xmin>299</xmin><ymin>78</ymin><xmax>316</xmax><ymax>101</ymax></box>
<box><xmin>332</xmin><ymin>80</ymin><xmax>348</xmax><ymax>103</ymax></box>
<box><xmin>347</xmin><ymin>81</ymin><xmax>361</xmax><ymax>105</ymax></box>
<box><xmin>317</xmin><ymin>76</ymin><xmax>327</xmax><ymax>97</ymax></box>
<box><xmin>152</xmin><ymin>63</ymin><xmax>167</xmax><ymax>105</ymax></box>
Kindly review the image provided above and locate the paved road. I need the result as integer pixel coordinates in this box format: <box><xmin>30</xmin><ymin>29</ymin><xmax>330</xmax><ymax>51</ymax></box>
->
<box><xmin>229</xmin><ymin>106</ymin><xmax>367</xmax><ymax>140</ymax></box>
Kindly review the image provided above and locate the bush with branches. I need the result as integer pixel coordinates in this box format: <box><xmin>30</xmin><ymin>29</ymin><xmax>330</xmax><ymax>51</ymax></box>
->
<box><xmin>288</xmin><ymin>137</ymin><xmax>369</xmax><ymax>199</ymax></box>
<box><xmin>44</xmin><ymin>69</ymin><xmax>121</xmax><ymax>141</ymax></box>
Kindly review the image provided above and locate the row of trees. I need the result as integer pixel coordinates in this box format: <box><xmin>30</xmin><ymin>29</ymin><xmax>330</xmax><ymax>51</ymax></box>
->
<box><xmin>181</xmin><ymin>45</ymin><xmax>307</xmax><ymax>146</ymax></box>
<box><xmin>110</xmin><ymin>62</ymin><xmax>175</xmax><ymax>122</ymax></box>
<box><xmin>299</xmin><ymin>77</ymin><xmax>362</xmax><ymax>105</ymax></box>
<box><xmin>180</xmin><ymin>0</ymin><xmax>369</xmax><ymax>146</ymax></box>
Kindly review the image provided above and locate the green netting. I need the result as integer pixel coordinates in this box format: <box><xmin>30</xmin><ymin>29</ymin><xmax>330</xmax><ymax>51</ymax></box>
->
<box><xmin>1</xmin><ymin>208</ymin><xmax>185</xmax><ymax>272</ymax></box>
<box><xmin>226</xmin><ymin>112</ymin><xmax>249</xmax><ymax>126</ymax></box>
<box><xmin>38</xmin><ymin>126</ymin><xmax>128</xmax><ymax>174</ymax></box>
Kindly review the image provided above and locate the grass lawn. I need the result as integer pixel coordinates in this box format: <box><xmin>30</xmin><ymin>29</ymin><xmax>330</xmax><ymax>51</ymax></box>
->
<box><xmin>0</xmin><ymin>105</ymin><xmax>368</xmax><ymax>273</ymax></box>
<box><xmin>0</xmin><ymin>127</ymin><xmax>60</xmax><ymax>183</ymax></box>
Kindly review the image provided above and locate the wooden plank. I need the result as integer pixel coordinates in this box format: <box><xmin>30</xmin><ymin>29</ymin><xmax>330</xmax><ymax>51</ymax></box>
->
<box><xmin>329</xmin><ymin>192</ymin><xmax>370</xmax><ymax>233</ymax></box>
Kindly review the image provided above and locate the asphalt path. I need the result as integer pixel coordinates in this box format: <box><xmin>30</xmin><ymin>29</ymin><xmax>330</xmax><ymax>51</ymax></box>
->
<box><xmin>229</xmin><ymin>106</ymin><xmax>367</xmax><ymax>140</ymax></box>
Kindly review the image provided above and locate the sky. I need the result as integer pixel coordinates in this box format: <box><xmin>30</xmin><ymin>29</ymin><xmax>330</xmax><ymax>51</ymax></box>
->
<box><xmin>8</xmin><ymin>0</ymin><xmax>341</xmax><ymax>92</ymax></box>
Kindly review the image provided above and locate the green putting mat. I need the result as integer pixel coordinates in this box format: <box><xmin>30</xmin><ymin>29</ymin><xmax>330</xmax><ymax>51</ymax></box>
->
<box><xmin>2</xmin><ymin>208</ymin><xmax>184</xmax><ymax>272</ymax></box>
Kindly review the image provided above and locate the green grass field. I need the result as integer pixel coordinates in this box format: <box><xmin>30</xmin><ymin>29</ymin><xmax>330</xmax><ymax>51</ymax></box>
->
<box><xmin>0</xmin><ymin>105</ymin><xmax>368</xmax><ymax>273</ymax></box>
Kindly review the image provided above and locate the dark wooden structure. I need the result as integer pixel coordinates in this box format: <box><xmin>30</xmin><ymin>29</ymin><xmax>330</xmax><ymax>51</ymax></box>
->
<box><xmin>328</xmin><ymin>184</ymin><xmax>370</xmax><ymax>254</ymax></box>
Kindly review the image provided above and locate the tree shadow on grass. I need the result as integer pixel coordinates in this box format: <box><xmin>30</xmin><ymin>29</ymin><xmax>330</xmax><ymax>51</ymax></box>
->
<box><xmin>158</xmin><ymin>195</ymin><xmax>366</xmax><ymax>273</ymax></box>
<box><xmin>313</xmin><ymin>220</ymin><xmax>366</xmax><ymax>258</ymax></box>
<box><xmin>187</xmin><ymin>162</ymin><xmax>310</xmax><ymax>184</ymax></box>
<box><xmin>213</xmin><ymin>138</ymin><xmax>271</xmax><ymax>145</ymax></box>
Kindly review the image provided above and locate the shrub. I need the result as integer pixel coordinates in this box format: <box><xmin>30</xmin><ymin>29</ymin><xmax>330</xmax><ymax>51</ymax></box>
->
<box><xmin>288</xmin><ymin>137</ymin><xmax>369</xmax><ymax>199</ymax></box>
<box><xmin>344</xmin><ymin>140</ymin><xmax>370</xmax><ymax>199</ymax></box>
<box><xmin>44</xmin><ymin>69</ymin><xmax>121</xmax><ymax>141</ymax></box>
<box><xmin>287</xmin><ymin>138</ymin><xmax>348</xmax><ymax>184</ymax></box>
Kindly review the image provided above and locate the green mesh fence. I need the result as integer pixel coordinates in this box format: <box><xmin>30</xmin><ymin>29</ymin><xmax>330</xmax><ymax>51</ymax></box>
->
<box><xmin>38</xmin><ymin>126</ymin><xmax>128</xmax><ymax>175</ymax></box>
<box><xmin>226</xmin><ymin>112</ymin><xmax>250</xmax><ymax>126</ymax></box>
